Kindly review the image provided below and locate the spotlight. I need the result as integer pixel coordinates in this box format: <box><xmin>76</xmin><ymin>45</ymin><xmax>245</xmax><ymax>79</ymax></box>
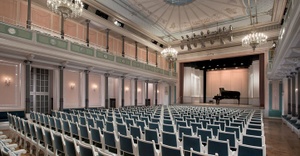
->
<box><xmin>187</xmin><ymin>44</ymin><xmax>192</xmax><ymax>50</ymax></box>
<box><xmin>186</xmin><ymin>35</ymin><xmax>189</xmax><ymax>39</ymax></box>
<box><xmin>220</xmin><ymin>38</ymin><xmax>225</xmax><ymax>45</ymax></box>
<box><xmin>229</xmin><ymin>25</ymin><xmax>233</xmax><ymax>31</ymax></box>
<box><xmin>180</xmin><ymin>44</ymin><xmax>184</xmax><ymax>50</ymax></box>
<box><xmin>207</xmin><ymin>30</ymin><xmax>210</xmax><ymax>34</ymax></box>
<box><xmin>181</xmin><ymin>36</ymin><xmax>185</xmax><ymax>39</ymax></box>
<box><xmin>193</xmin><ymin>42</ymin><xmax>197</xmax><ymax>48</ymax></box>
<box><xmin>200</xmin><ymin>31</ymin><xmax>204</xmax><ymax>36</ymax></box>
<box><xmin>114</xmin><ymin>20</ymin><xmax>124</xmax><ymax>27</ymax></box>
<box><xmin>200</xmin><ymin>41</ymin><xmax>205</xmax><ymax>48</ymax></box>
<box><xmin>210</xmin><ymin>40</ymin><xmax>214</xmax><ymax>45</ymax></box>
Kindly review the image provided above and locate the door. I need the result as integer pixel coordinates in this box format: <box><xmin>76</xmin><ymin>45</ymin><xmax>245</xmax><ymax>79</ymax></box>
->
<box><xmin>30</xmin><ymin>68</ymin><xmax>50</xmax><ymax>114</ymax></box>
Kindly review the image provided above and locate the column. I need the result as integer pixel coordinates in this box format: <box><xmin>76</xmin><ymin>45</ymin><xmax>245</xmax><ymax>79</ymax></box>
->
<box><xmin>145</xmin><ymin>80</ymin><xmax>149</xmax><ymax>106</ymax></box>
<box><xmin>121</xmin><ymin>76</ymin><xmax>125</xmax><ymax>107</ymax></box>
<box><xmin>174</xmin><ymin>85</ymin><xmax>176</xmax><ymax>104</ymax></box>
<box><xmin>122</xmin><ymin>36</ymin><xmax>125</xmax><ymax>57</ymax></box>
<box><xmin>60</xmin><ymin>14</ymin><xmax>65</xmax><ymax>39</ymax></box>
<box><xmin>135</xmin><ymin>42</ymin><xmax>138</xmax><ymax>61</ymax></box>
<box><xmin>297</xmin><ymin>68</ymin><xmax>300</xmax><ymax>119</ymax></box>
<box><xmin>84</xmin><ymin>70</ymin><xmax>90</xmax><ymax>109</ymax></box>
<box><xmin>291</xmin><ymin>72</ymin><xmax>296</xmax><ymax>116</ymax></box>
<box><xmin>169</xmin><ymin>84</ymin><xmax>172</xmax><ymax>105</ymax></box>
<box><xmin>146</xmin><ymin>46</ymin><xmax>149</xmax><ymax>64</ymax></box>
<box><xmin>59</xmin><ymin>66</ymin><xmax>65</xmax><ymax>111</ymax></box>
<box><xmin>86</xmin><ymin>20</ymin><xmax>90</xmax><ymax>47</ymax></box>
<box><xmin>287</xmin><ymin>76</ymin><xmax>292</xmax><ymax>115</ymax></box>
<box><xmin>104</xmin><ymin>73</ymin><xmax>110</xmax><ymax>108</ymax></box>
<box><xmin>134</xmin><ymin>78</ymin><xmax>138</xmax><ymax>106</ymax></box>
<box><xmin>24</xmin><ymin>60</ymin><xmax>31</xmax><ymax>113</ymax></box>
<box><xmin>26</xmin><ymin>0</ymin><xmax>31</xmax><ymax>29</ymax></box>
<box><xmin>155</xmin><ymin>51</ymin><xmax>158</xmax><ymax>67</ymax></box>
<box><xmin>155</xmin><ymin>82</ymin><xmax>158</xmax><ymax>106</ymax></box>
<box><xmin>106</xmin><ymin>29</ymin><xmax>110</xmax><ymax>52</ymax></box>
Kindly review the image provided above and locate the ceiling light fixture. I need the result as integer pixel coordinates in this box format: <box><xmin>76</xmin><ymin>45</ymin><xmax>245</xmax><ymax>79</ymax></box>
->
<box><xmin>180</xmin><ymin>25</ymin><xmax>233</xmax><ymax>50</ymax></box>
<box><xmin>242</xmin><ymin>0</ymin><xmax>267</xmax><ymax>51</ymax></box>
<box><xmin>161</xmin><ymin>36</ymin><xmax>178</xmax><ymax>62</ymax></box>
<box><xmin>47</xmin><ymin>0</ymin><xmax>83</xmax><ymax>39</ymax></box>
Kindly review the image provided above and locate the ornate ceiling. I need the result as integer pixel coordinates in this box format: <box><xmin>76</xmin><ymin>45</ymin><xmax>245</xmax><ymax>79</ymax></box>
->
<box><xmin>96</xmin><ymin>0</ymin><xmax>278</xmax><ymax>41</ymax></box>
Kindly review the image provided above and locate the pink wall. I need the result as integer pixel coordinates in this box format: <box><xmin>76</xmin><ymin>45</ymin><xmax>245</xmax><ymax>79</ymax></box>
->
<box><xmin>89</xmin><ymin>74</ymin><xmax>101</xmax><ymax>107</ymax></box>
<box><xmin>64</xmin><ymin>70</ymin><xmax>80</xmax><ymax>108</ymax></box>
<box><xmin>0</xmin><ymin>62</ymin><xmax>18</xmax><ymax>106</ymax></box>
<box><xmin>206</xmin><ymin>69</ymin><xmax>249</xmax><ymax>99</ymax></box>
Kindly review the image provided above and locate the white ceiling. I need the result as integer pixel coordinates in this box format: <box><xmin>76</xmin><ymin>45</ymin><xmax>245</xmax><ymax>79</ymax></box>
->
<box><xmin>95</xmin><ymin>0</ymin><xmax>278</xmax><ymax>41</ymax></box>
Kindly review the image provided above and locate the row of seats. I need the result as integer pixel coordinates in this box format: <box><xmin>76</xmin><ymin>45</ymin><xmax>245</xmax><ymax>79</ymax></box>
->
<box><xmin>8</xmin><ymin>113</ymin><xmax>114</xmax><ymax>156</ymax></box>
<box><xmin>46</xmin><ymin>105</ymin><xmax>266</xmax><ymax>156</ymax></box>
<box><xmin>282</xmin><ymin>114</ymin><xmax>300</xmax><ymax>138</ymax></box>
<box><xmin>0</xmin><ymin>131</ymin><xmax>26</xmax><ymax>156</ymax></box>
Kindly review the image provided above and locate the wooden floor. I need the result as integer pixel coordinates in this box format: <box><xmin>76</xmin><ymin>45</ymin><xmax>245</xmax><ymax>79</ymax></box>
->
<box><xmin>264</xmin><ymin>118</ymin><xmax>300</xmax><ymax>156</ymax></box>
<box><xmin>1</xmin><ymin>117</ymin><xmax>300</xmax><ymax>156</ymax></box>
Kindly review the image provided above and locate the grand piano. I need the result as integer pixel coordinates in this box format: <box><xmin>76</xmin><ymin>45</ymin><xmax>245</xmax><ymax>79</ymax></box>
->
<box><xmin>213</xmin><ymin>88</ymin><xmax>240</xmax><ymax>104</ymax></box>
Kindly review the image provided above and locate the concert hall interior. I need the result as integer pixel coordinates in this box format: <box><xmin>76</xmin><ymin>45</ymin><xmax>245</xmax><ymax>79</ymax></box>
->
<box><xmin>0</xmin><ymin>0</ymin><xmax>300</xmax><ymax>156</ymax></box>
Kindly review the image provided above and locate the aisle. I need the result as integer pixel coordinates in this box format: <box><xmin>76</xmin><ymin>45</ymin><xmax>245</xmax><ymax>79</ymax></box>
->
<box><xmin>264</xmin><ymin>118</ymin><xmax>300</xmax><ymax>156</ymax></box>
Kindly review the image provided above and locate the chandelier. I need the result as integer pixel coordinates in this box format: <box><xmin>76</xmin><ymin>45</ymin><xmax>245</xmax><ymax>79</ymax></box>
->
<box><xmin>242</xmin><ymin>31</ymin><xmax>267</xmax><ymax>51</ymax></box>
<box><xmin>47</xmin><ymin>0</ymin><xmax>83</xmax><ymax>18</ymax></box>
<box><xmin>161</xmin><ymin>46</ymin><xmax>178</xmax><ymax>62</ymax></box>
<box><xmin>47</xmin><ymin>0</ymin><xmax>83</xmax><ymax>39</ymax></box>
<box><xmin>242</xmin><ymin>0</ymin><xmax>267</xmax><ymax>51</ymax></box>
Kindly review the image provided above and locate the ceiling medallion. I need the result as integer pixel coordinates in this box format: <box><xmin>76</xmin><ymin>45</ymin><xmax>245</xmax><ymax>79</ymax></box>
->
<box><xmin>165</xmin><ymin>0</ymin><xmax>194</xmax><ymax>6</ymax></box>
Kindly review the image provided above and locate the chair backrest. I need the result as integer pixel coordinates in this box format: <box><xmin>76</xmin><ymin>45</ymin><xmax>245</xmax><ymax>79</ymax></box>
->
<box><xmin>237</xmin><ymin>144</ymin><xmax>264</xmax><ymax>156</ymax></box>
<box><xmin>29</xmin><ymin>122</ymin><xmax>36</xmax><ymax>138</ymax></box>
<box><xmin>116</xmin><ymin>117</ymin><xmax>123</xmax><ymax>124</ymax></box>
<box><xmin>218</xmin><ymin>131</ymin><xmax>236</xmax><ymax>149</ymax></box>
<box><xmin>248</xmin><ymin>124</ymin><xmax>262</xmax><ymax>129</ymax></box>
<box><xmin>207</xmin><ymin>139</ymin><xmax>230</xmax><ymax>156</ymax></box>
<box><xmin>151</xmin><ymin>118</ymin><xmax>160</xmax><ymax>123</ymax></box>
<box><xmin>186</xmin><ymin>118</ymin><xmax>196</xmax><ymax>126</ymax></box>
<box><xmin>162</xmin><ymin>124</ymin><xmax>175</xmax><ymax>133</ymax></box>
<box><xmin>52</xmin><ymin>131</ymin><xmax>64</xmax><ymax>154</ymax></box>
<box><xmin>242</xmin><ymin>134</ymin><xmax>263</xmax><ymax>147</ymax></box>
<box><xmin>130</xmin><ymin>125</ymin><xmax>142</xmax><ymax>140</ymax></box>
<box><xmin>62</xmin><ymin>120</ymin><xmax>71</xmax><ymax>134</ymax></box>
<box><xmin>119</xmin><ymin>134</ymin><xmax>134</xmax><ymax>155</ymax></box>
<box><xmin>197</xmin><ymin>128</ymin><xmax>212</xmax><ymax>144</ymax></box>
<box><xmin>70</xmin><ymin>122</ymin><xmax>79</xmax><ymax>137</ymax></box>
<box><xmin>78</xmin><ymin>141</ymin><xmax>97</xmax><ymax>156</ymax></box>
<box><xmin>190</xmin><ymin>122</ymin><xmax>202</xmax><ymax>133</ymax></box>
<box><xmin>214</xmin><ymin>121</ymin><xmax>225</xmax><ymax>131</ymax></box>
<box><xmin>162</xmin><ymin>131</ymin><xmax>178</xmax><ymax>147</ymax></box>
<box><xmin>78</xmin><ymin>123</ymin><xmax>89</xmax><ymax>141</ymax></box>
<box><xmin>176</xmin><ymin>120</ymin><xmax>187</xmax><ymax>130</ymax></box>
<box><xmin>137</xmin><ymin>139</ymin><xmax>157</xmax><ymax>156</ymax></box>
<box><xmin>89</xmin><ymin>126</ymin><xmax>101</xmax><ymax>145</ymax></box>
<box><xmin>230</xmin><ymin>122</ymin><xmax>243</xmax><ymax>133</ymax></box>
<box><xmin>178</xmin><ymin>126</ymin><xmax>192</xmax><ymax>140</ymax></box>
<box><xmin>116</xmin><ymin>123</ymin><xmax>128</xmax><ymax>136</ymax></box>
<box><xmin>160</xmin><ymin>143</ymin><xmax>183</xmax><ymax>156</ymax></box>
<box><xmin>136</xmin><ymin>120</ymin><xmax>146</xmax><ymax>132</ymax></box>
<box><xmin>55</xmin><ymin>118</ymin><xmax>62</xmax><ymax>131</ymax></box>
<box><xmin>86</xmin><ymin>117</ymin><xmax>95</xmax><ymax>127</ymax></box>
<box><xmin>199</xmin><ymin>119</ymin><xmax>210</xmax><ymax>129</ymax></box>
<box><xmin>182</xmin><ymin>134</ymin><xmax>202</xmax><ymax>155</ymax></box>
<box><xmin>207</xmin><ymin>124</ymin><xmax>220</xmax><ymax>137</ymax></box>
<box><xmin>148</xmin><ymin>122</ymin><xmax>160</xmax><ymax>131</ymax></box>
<box><xmin>72</xmin><ymin>115</ymin><xmax>79</xmax><ymax>123</ymax></box>
<box><xmin>246</xmin><ymin>128</ymin><xmax>262</xmax><ymax>136</ymax></box>
<box><xmin>225</xmin><ymin>126</ymin><xmax>240</xmax><ymax>140</ymax></box>
<box><xmin>95</xmin><ymin>119</ymin><xmax>105</xmax><ymax>131</ymax></box>
<box><xmin>145</xmin><ymin>128</ymin><xmax>159</xmax><ymax>144</ymax></box>
<box><xmin>35</xmin><ymin>125</ymin><xmax>44</xmax><ymax>143</ymax></box>
<box><xmin>106</xmin><ymin>121</ymin><xmax>114</xmax><ymax>132</ymax></box>
<box><xmin>43</xmin><ymin>127</ymin><xmax>53</xmax><ymax>148</ymax></box>
<box><xmin>163</xmin><ymin>119</ymin><xmax>173</xmax><ymax>125</ymax></box>
<box><xmin>103</xmin><ymin>130</ymin><xmax>116</xmax><ymax>148</ymax></box>
<box><xmin>125</xmin><ymin>118</ymin><xmax>134</xmax><ymax>127</ymax></box>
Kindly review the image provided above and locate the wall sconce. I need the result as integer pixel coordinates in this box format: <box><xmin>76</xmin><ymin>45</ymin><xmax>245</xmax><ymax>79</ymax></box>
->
<box><xmin>296</xmin><ymin>88</ymin><xmax>298</xmax><ymax>92</ymax></box>
<box><xmin>70</xmin><ymin>83</ymin><xmax>75</xmax><ymax>90</ymax></box>
<box><xmin>4</xmin><ymin>77</ymin><xmax>11</xmax><ymax>86</ymax></box>
<box><xmin>137</xmin><ymin>88</ymin><xmax>141</xmax><ymax>92</ymax></box>
<box><xmin>92</xmin><ymin>84</ymin><xmax>98</xmax><ymax>91</ymax></box>
<box><xmin>125</xmin><ymin>87</ymin><xmax>129</xmax><ymax>92</ymax></box>
<box><xmin>157</xmin><ymin>90</ymin><xmax>159</xmax><ymax>93</ymax></box>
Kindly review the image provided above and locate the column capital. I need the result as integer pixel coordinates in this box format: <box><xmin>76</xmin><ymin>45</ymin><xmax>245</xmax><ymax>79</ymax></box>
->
<box><xmin>120</xmin><ymin>76</ymin><xmax>125</xmax><ymax>79</ymax></box>
<box><xmin>85</xmin><ymin>19</ymin><xmax>90</xmax><ymax>23</ymax></box>
<box><xmin>145</xmin><ymin>80</ymin><xmax>149</xmax><ymax>83</ymax></box>
<box><xmin>134</xmin><ymin>78</ymin><xmax>138</xmax><ymax>81</ymax></box>
<box><xmin>84</xmin><ymin>70</ymin><xmax>90</xmax><ymax>74</ymax></box>
<box><xmin>106</xmin><ymin>28</ymin><xmax>110</xmax><ymax>32</ymax></box>
<box><xmin>296</xmin><ymin>67</ymin><xmax>300</xmax><ymax>72</ymax></box>
<box><xmin>24</xmin><ymin>60</ymin><xmax>32</xmax><ymax>65</ymax></box>
<box><xmin>104</xmin><ymin>73</ymin><xmax>110</xmax><ymax>77</ymax></box>
<box><xmin>58</xmin><ymin>66</ymin><xmax>65</xmax><ymax>70</ymax></box>
<box><xmin>291</xmin><ymin>72</ymin><xmax>297</xmax><ymax>76</ymax></box>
